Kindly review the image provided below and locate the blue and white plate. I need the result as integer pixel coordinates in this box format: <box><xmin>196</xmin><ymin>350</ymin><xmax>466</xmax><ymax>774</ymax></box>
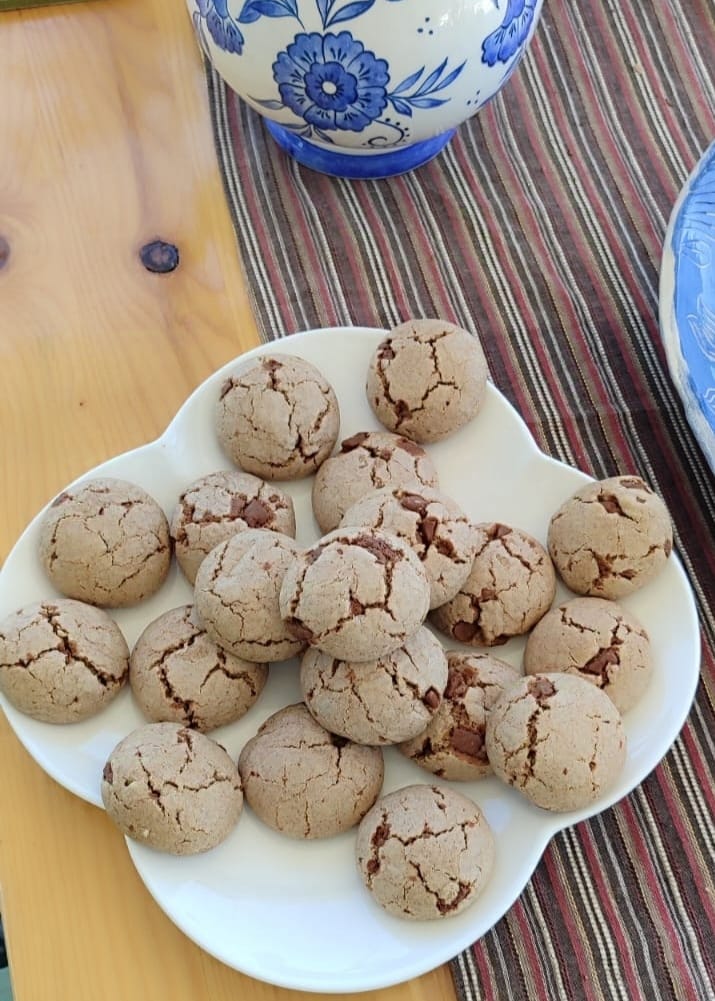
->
<box><xmin>660</xmin><ymin>140</ymin><xmax>715</xmax><ymax>474</ymax></box>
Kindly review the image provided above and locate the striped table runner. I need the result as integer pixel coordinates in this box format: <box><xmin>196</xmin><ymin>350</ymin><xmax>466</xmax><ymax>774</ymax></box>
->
<box><xmin>205</xmin><ymin>1</ymin><xmax>715</xmax><ymax>997</ymax></box>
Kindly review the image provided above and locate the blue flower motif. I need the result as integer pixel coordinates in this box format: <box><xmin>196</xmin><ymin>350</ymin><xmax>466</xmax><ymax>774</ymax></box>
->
<box><xmin>195</xmin><ymin>0</ymin><xmax>244</xmax><ymax>55</ymax></box>
<box><xmin>273</xmin><ymin>31</ymin><xmax>389</xmax><ymax>132</ymax></box>
<box><xmin>482</xmin><ymin>0</ymin><xmax>538</xmax><ymax>67</ymax></box>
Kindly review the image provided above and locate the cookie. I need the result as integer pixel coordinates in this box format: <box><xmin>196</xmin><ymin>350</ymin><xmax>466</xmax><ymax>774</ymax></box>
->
<box><xmin>366</xmin><ymin>319</ymin><xmax>489</xmax><ymax>443</ymax></box>
<box><xmin>101</xmin><ymin>722</ymin><xmax>243</xmax><ymax>854</ymax></box>
<box><xmin>547</xmin><ymin>475</ymin><xmax>673</xmax><ymax>599</ymax></box>
<box><xmin>238</xmin><ymin>703</ymin><xmax>384</xmax><ymax>839</ymax></box>
<box><xmin>311</xmin><ymin>431</ymin><xmax>439</xmax><ymax>533</ymax></box>
<box><xmin>215</xmin><ymin>354</ymin><xmax>340</xmax><ymax>480</ymax></box>
<box><xmin>300</xmin><ymin>627</ymin><xmax>448</xmax><ymax>745</ymax></box>
<box><xmin>170</xmin><ymin>471</ymin><xmax>296</xmax><ymax>583</ymax></box>
<box><xmin>129</xmin><ymin>605</ymin><xmax>268</xmax><ymax>732</ymax></box>
<box><xmin>340</xmin><ymin>486</ymin><xmax>479</xmax><ymax>609</ymax></box>
<box><xmin>523</xmin><ymin>596</ymin><xmax>652</xmax><ymax>713</ymax></box>
<box><xmin>279</xmin><ymin>528</ymin><xmax>431</xmax><ymax>662</ymax></box>
<box><xmin>39</xmin><ymin>477</ymin><xmax>171</xmax><ymax>607</ymax></box>
<box><xmin>0</xmin><ymin>599</ymin><xmax>129</xmax><ymax>723</ymax></box>
<box><xmin>194</xmin><ymin>529</ymin><xmax>304</xmax><ymax>663</ymax></box>
<box><xmin>430</xmin><ymin>523</ymin><xmax>556</xmax><ymax>646</ymax></box>
<box><xmin>399</xmin><ymin>651</ymin><xmax>521</xmax><ymax>780</ymax></box>
<box><xmin>356</xmin><ymin>784</ymin><xmax>495</xmax><ymax>920</ymax></box>
<box><xmin>485</xmin><ymin>673</ymin><xmax>627</xmax><ymax>812</ymax></box>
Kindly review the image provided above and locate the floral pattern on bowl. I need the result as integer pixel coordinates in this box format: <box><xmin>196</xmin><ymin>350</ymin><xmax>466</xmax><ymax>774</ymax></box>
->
<box><xmin>189</xmin><ymin>0</ymin><xmax>544</xmax><ymax>177</ymax></box>
<box><xmin>660</xmin><ymin>141</ymin><xmax>715</xmax><ymax>474</ymax></box>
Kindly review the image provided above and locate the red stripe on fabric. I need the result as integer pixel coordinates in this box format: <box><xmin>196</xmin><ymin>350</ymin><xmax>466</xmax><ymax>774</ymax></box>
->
<box><xmin>226</xmin><ymin>98</ymin><xmax>296</xmax><ymax>329</ymax></box>
<box><xmin>542</xmin><ymin>848</ymin><xmax>602</xmax><ymax>1001</ymax></box>
<box><xmin>540</xmin><ymin>11</ymin><xmax>666</xmax><ymax>253</ymax></box>
<box><xmin>511</xmin><ymin>901</ymin><xmax>552</xmax><ymax>999</ymax></box>
<box><xmin>278</xmin><ymin>175</ymin><xmax>341</xmax><ymax>330</ymax></box>
<box><xmin>469</xmin><ymin>98</ymin><xmax>634</xmax><ymax>468</ymax></box>
<box><xmin>448</xmin><ymin>125</ymin><xmax>589</xmax><ymax>449</ymax></box>
<box><xmin>578</xmin><ymin>823</ymin><xmax>648</xmax><ymax>1000</ymax></box>
<box><xmin>651</xmin><ymin>2</ymin><xmax>715</xmax><ymax>135</ymax></box>
<box><xmin>619</xmin><ymin>796</ymin><xmax>695</xmax><ymax>979</ymax></box>
<box><xmin>618</xmin><ymin>1</ymin><xmax>708</xmax><ymax>165</ymax></box>
<box><xmin>655</xmin><ymin>759</ymin><xmax>715</xmax><ymax>925</ymax></box>
<box><xmin>681</xmin><ymin>719</ymin><xmax>715</xmax><ymax>818</ymax></box>
<box><xmin>351</xmin><ymin>185</ymin><xmax>417</xmax><ymax>322</ymax></box>
<box><xmin>471</xmin><ymin>938</ymin><xmax>498</xmax><ymax>1001</ymax></box>
<box><xmin>584</xmin><ymin>1</ymin><xmax>690</xmax><ymax>190</ymax></box>
<box><xmin>322</xmin><ymin>183</ymin><xmax>377</xmax><ymax>324</ymax></box>
<box><xmin>395</xmin><ymin>175</ymin><xmax>463</xmax><ymax>321</ymax></box>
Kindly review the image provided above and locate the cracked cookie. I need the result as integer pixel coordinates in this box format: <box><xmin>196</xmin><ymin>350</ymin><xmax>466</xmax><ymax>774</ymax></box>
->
<box><xmin>300</xmin><ymin>627</ymin><xmax>448</xmax><ymax>745</ymax></box>
<box><xmin>39</xmin><ymin>477</ymin><xmax>171</xmax><ymax>607</ymax></box>
<box><xmin>356</xmin><ymin>784</ymin><xmax>495</xmax><ymax>920</ymax></box>
<box><xmin>194</xmin><ymin>529</ymin><xmax>305</xmax><ymax>664</ymax></box>
<box><xmin>238</xmin><ymin>703</ymin><xmax>384</xmax><ymax>839</ymax></box>
<box><xmin>101</xmin><ymin>721</ymin><xmax>243</xmax><ymax>854</ymax></box>
<box><xmin>340</xmin><ymin>486</ymin><xmax>480</xmax><ymax>609</ymax></box>
<box><xmin>0</xmin><ymin>598</ymin><xmax>129</xmax><ymax>723</ymax></box>
<box><xmin>279</xmin><ymin>527</ymin><xmax>431</xmax><ymax>662</ymax></box>
<box><xmin>399</xmin><ymin>651</ymin><xmax>521</xmax><ymax>780</ymax></box>
<box><xmin>170</xmin><ymin>470</ymin><xmax>296</xmax><ymax>584</ymax></box>
<box><xmin>523</xmin><ymin>596</ymin><xmax>652</xmax><ymax>713</ymax></box>
<box><xmin>215</xmin><ymin>354</ymin><xmax>340</xmax><ymax>480</ymax></box>
<box><xmin>430</xmin><ymin>523</ymin><xmax>556</xmax><ymax>646</ymax></box>
<box><xmin>547</xmin><ymin>475</ymin><xmax>673</xmax><ymax>599</ymax></box>
<box><xmin>485</xmin><ymin>673</ymin><xmax>627</xmax><ymax>812</ymax></box>
<box><xmin>366</xmin><ymin>318</ymin><xmax>488</xmax><ymax>443</ymax></box>
<box><xmin>311</xmin><ymin>430</ymin><xmax>439</xmax><ymax>533</ymax></box>
<box><xmin>130</xmin><ymin>605</ymin><xmax>268</xmax><ymax>732</ymax></box>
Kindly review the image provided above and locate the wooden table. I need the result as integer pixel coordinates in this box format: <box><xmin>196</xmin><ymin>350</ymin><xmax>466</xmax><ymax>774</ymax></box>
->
<box><xmin>0</xmin><ymin>2</ymin><xmax>456</xmax><ymax>999</ymax></box>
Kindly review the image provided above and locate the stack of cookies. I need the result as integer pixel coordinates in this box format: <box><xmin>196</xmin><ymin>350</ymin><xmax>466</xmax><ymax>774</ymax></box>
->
<box><xmin>0</xmin><ymin>319</ymin><xmax>675</xmax><ymax>922</ymax></box>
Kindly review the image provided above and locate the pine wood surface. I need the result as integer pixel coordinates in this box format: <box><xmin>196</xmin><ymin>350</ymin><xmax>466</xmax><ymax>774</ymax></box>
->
<box><xmin>0</xmin><ymin>2</ymin><xmax>457</xmax><ymax>1000</ymax></box>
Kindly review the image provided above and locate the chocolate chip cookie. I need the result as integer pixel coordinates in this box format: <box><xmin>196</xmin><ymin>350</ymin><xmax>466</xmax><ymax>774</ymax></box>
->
<box><xmin>523</xmin><ymin>596</ymin><xmax>652</xmax><ymax>713</ymax></box>
<box><xmin>366</xmin><ymin>319</ymin><xmax>489</xmax><ymax>443</ymax></box>
<box><xmin>430</xmin><ymin>523</ymin><xmax>556</xmax><ymax>646</ymax></box>
<box><xmin>0</xmin><ymin>598</ymin><xmax>129</xmax><ymax>723</ymax></box>
<box><xmin>101</xmin><ymin>721</ymin><xmax>243</xmax><ymax>854</ymax></box>
<box><xmin>340</xmin><ymin>486</ymin><xmax>479</xmax><ymax>609</ymax></box>
<box><xmin>194</xmin><ymin>529</ymin><xmax>305</xmax><ymax>663</ymax></box>
<box><xmin>130</xmin><ymin>605</ymin><xmax>268</xmax><ymax>731</ymax></box>
<box><xmin>547</xmin><ymin>475</ymin><xmax>673</xmax><ymax>598</ymax></box>
<box><xmin>238</xmin><ymin>703</ymin><xmax>384</xmax><ymax>839</ymax></box>
<box><xmin>356</xmin><ymin>784</ymin><xmax>495</xmax><ymax>920</ymax></box>
<box><xmin>170</xmin><ymin>470</ymin><xmax>296</xmax><ymax>583</ymax></box>
<box><xmin>215</xmin><ymin>354</ymin><xmax>340</xmax><ymax>480</ymax></box>
<box><xmin>300</xmin><ymin>627</ymin><xmax>448</xmax><ymax>745</ymax></box>
<box><xmin>311</xmin><ymin>431</ymin><xmax>439</xmax><ymax>533</ymax></box>
<box><xmin>279</xmin><ymin>528</ymin><xmax>431</xmax><ymax>662</ymax></box>
<box><xmin>485</xmin><ymin>673</ymin><xmax>627</xmax><ymax>812</ymax></box>
<box><xmin>39</xmin><ymin>478</ymin><xmax>171</xmax><ymax>607</ymax></box>
<box><xmin>399</xmin><ymin>651</ymin><xmax>521</xmax><ymax>780</ymax></box>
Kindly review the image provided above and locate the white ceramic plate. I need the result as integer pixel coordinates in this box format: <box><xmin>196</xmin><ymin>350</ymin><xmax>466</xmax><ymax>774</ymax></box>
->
<box><xmin>0</xmin><ymin>328</ymin><xmax>700</xmax><ymax>993</ymax></box>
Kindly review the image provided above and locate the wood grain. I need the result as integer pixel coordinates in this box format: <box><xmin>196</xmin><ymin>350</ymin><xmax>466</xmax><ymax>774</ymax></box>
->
<box><xmin>0</xmin><ymin>2</ymin><xmax>458</xmax><ymax>1000</ymax></box>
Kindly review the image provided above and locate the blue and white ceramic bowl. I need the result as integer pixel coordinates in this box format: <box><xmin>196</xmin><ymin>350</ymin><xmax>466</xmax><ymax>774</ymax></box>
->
<box><xmin>660</xmin><ymin>141</ymin><xmax>715</xmax><ymax>474</ymax></box>
<box><xmin>188</xmin><ymin>0</ymin><xmax>544</xmax><ymax>178</ymax></box>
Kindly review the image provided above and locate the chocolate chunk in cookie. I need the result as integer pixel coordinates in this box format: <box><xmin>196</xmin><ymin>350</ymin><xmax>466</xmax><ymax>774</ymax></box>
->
<box><xmin>170</xmin><ymin>470</ymin><xmax>295</xmax><ymax>583</ymax></box>
<box><xmin>547</xmin><ymin>475</ymin><xmax>673</xmax><ymax>598</ymax></box>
